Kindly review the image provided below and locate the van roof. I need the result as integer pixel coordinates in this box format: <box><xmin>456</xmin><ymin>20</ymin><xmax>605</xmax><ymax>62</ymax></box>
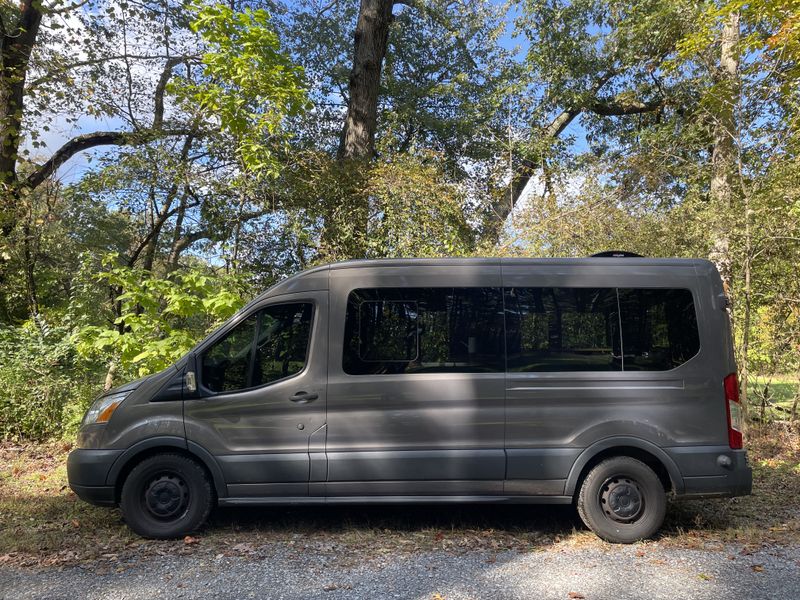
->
<box><xmin>323</xmin><ymin>257</ymin><xmax>713</xmax><ymax>270</ymax></box>
<box><xmin>258</xmin><ymin>256</ymin><xmax>717</xmax><ymax>299</ymax></box>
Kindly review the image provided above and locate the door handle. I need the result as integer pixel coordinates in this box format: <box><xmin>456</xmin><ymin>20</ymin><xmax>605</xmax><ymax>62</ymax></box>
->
<box><xmin>290</xmin><ymin>391</ymin><xmax>319</xmax><ymax>404</ymax></box>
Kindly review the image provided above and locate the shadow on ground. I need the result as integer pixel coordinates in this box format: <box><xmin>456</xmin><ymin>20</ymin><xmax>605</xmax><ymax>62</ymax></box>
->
<box><xmin>208</xmin><ymin>502</ymin><xmax>583</xmax><ymax>546</ymax></box>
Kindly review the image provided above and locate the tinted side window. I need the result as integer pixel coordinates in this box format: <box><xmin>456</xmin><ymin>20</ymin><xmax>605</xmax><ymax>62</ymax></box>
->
<box><xmin>344</xmin><ymin>288</ymin><xmax>504</xmax><ymax>375</ymax></box>
<box><xmin>253</xmin><ymin>303</ymin><xmax>313</xmax><ymax>385</ymax></box>
<box><xmin>201</xmin><ymin>303</ymin><xmax>313</xmax><ymax>393</ymax></box>
<box><xmin>201</xmin><ymin>314</ymin><xmax>258</xmax><ymax>392</ymax></box>
<box><xmin>505</xmin><ymin>288</ymin><xmax>621</xmax><ymax>372</ymax></box>
<box><xmin>618</xmin><ymin>288</ymin><xmax>699</xmax><ymax>370</ymax></box>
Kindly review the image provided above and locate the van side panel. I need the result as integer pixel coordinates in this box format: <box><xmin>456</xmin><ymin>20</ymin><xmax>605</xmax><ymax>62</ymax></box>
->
<box><xmin>501</xmin><ymin>261</ymin><xmax>729</xmax><ymax>494</ymax></box>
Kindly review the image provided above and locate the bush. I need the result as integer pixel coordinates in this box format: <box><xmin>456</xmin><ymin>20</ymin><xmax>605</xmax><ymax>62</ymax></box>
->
<box><xmin>0</xmin><ymin>319</ymin><xmax>100</xmax><ymax>441</ymax></box>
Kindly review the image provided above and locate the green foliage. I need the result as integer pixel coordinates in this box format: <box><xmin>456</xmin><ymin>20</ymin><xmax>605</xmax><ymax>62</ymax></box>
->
<box><xmin>275</xmin><ymin>152</ymin><xmax>477</xmax><ymax>262</ymax></box>
<box><xmin>75</xmin><ymin>255</ymin><xmax>247</xmax><ymax>379</ymax></box>
<box><xmin>364</xmin><ymin>154</ymin><xmax>476</xmax><ymax>258</ymax></box>
<box><xmin>171</xmin><ymin>3</ymin><xmax>309</xmax><ymax>175</ymax></box>
<box><xmin>0</xmin><ymin>319</ymin><xmax>96</xmax><ymax>441</ymax></box>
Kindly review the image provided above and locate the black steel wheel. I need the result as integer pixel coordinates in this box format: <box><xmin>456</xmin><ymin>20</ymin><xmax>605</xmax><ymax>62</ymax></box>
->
<box><xmin>120</xmin><ymin>453</ymin><xmax>213</xmax><ymax>539</ymax></box>
<box><xmin>577</xmin><ymin>456</ymin><xmax>666</xmax><ymax>543</ymax></box>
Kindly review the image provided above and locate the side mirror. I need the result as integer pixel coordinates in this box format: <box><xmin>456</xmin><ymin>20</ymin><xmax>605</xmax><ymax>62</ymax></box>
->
<box><xmin>184</xmin><ymin>352</ymin><xmax>201</xmax><ymax>398</ymax></box>
<box><xmin>185</xmin><ymin>370</ymin><xmax>197</xmax><ymax>393</ymax></box>
<box><xmin>152</xmin><ymin>353</ymin><xmax>200</xmax><ymax>402</ymax></box>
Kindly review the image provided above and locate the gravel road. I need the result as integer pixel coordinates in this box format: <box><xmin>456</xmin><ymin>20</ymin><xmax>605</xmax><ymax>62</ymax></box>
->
<box><xmin>2</xmin><ymin>542</ymin><xmax>799</xmax><ymax>600</ymax></box>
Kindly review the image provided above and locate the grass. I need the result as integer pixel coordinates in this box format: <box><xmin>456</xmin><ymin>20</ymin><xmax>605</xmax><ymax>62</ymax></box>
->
<box><xmin>1</xmin><ymin>426</ymin><xmax>799</xmax><ymax>569</ymax></box>
<box><xmin>749</xmin><ymin>374</ymin><xmax>799</xmax><ymax>421</ymax></box>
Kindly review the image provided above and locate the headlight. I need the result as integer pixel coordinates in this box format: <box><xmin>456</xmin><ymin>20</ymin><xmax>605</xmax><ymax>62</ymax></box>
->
<box><xmin>82</xmin><ymin>391</ymin><xmax>129</xmax><ymax>426</ymax></box>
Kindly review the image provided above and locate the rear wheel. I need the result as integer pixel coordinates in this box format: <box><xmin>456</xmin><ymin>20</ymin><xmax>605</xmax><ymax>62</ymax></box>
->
<box><xmin>120</xmin><ymin>453</ymin><xmax>213</xmax><ymax>539</ymax></box>
<box><xmin>577</xmin><ymin>456</ymin><xmax>666</xmax><ymax>543</ymax></box>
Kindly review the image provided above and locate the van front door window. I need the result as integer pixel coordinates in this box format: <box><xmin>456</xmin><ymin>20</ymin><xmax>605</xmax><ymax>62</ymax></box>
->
<box><xmin>200</xmin><ymin>303</ymin><xmax>313</xmax><ymax>393</ymax></box>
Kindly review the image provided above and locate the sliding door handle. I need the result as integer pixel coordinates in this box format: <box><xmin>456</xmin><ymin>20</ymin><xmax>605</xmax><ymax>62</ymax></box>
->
<box><xmin>290</xmin><ymin>391</ymin><xmax>319</xmax><ymax>404</ymax></box>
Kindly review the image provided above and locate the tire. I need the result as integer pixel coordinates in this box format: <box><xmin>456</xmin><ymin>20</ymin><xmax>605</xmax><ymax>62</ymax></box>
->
<box><xmin>576</xmin><ymin>456</ymin><xmax>666</xmax><ymax>544</ymax></box>
<box><xmin>120</xmin><ymin>453</ymin><xmax>214</xmax><ymax>539</ymax></box>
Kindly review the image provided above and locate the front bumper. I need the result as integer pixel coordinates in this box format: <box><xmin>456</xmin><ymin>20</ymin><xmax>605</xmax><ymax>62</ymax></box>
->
<box><xmin>67</xmin><ymin>448</ymin><xmax>124</xmax><ymax>506</ymax></box>
<box><xmin>666</xmin><ymin>446</ymin><xmax>753</xmax><ymax>498</ymax></box>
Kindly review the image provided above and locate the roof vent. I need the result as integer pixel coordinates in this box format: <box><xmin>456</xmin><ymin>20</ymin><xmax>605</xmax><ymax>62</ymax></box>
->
<box><xmin>590</xmin><ymin>251</ymin><xmax>644</xmax><ymax>258</ymax></box>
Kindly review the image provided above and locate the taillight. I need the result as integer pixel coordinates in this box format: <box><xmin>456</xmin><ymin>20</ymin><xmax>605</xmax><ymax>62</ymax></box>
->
<box><xmin>724</xmin><ymin>372</ymin><xmax>743</xmax><ymax>449</ymax></box>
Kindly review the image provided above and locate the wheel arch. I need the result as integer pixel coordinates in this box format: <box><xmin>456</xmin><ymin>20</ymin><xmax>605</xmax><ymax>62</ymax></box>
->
<box><xmin>106</xmin><ymin>436</ymin><xmax>227</xmax><ymax>502</ymax></box>
<box><xmin>565</xmin><ymin>437</ymin><xmax>684</xmax><ymax>497</ymax></box>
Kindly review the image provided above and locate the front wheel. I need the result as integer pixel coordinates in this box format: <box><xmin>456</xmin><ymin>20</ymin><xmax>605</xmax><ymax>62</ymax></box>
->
<box><xmin>577</xmin><ymin>456</ymin><xmax>666</xmax><ymax>544</ymax></box>
<box><xmin>120</xmin><ymin>453</ymin><xmax>214</xmax><ymax>539</ymax></box>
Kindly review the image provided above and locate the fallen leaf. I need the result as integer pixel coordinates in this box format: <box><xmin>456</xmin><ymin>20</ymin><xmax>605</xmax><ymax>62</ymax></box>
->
<box><xmin>568</xmin><ymin>593</ymin><xmax>586</xmax><ymax>599</ymax></box>
<box><xmin>70</xmin><ymin>519</ymin><xmax>80</xmax><ymax>528</ymax></box>
<box><xmin>183</xmin><ymin>535</ymin><xmax>199</xmax><ymax>545</ymax></box>
<box><xmin>752</xmin><ymin>565</ymin><xmax>764</xmax><ymax>572</ymax></box>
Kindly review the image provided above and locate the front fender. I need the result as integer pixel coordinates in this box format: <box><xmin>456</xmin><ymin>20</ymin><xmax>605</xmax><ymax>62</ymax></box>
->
<box><xmin>105</xmin><ymin>435</ymin><xmax>227</xmax><ymax>499</ymax></box>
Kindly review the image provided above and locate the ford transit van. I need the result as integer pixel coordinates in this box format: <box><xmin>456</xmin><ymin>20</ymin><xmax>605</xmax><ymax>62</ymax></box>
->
<box><xmin>67</xmin><ymin>257</ymin><xmax>752</xmax><ymax>543</ymax></box>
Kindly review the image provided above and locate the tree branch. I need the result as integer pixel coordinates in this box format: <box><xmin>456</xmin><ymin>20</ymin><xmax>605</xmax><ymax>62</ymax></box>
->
<box><xmin>484</xmin><ymin>71</ymin><xmax>665</xmax><ymax>242</ymax></box>
<box><xmin>25</xmin><ymin>129</ymin><xmax>193</xmax><ymax>189</ymax></box>
<box><xmin>153</xmin><ymin>57</ymin><xmax>183</xmax><ymax>130</ymax></box>
<box><xmin>25</xmin><ymin>132</ymin><xmax>131</xmax><ymax>189</ymax></box>
<box><xmin>28</xmin><ymin>54</ymin><xmax>198</xmax><ymax>90</ymax></box>
<box><xmin>586</xmin><ymin>97</ymin><xmax>664</xmax><ymax>116</ymax></box>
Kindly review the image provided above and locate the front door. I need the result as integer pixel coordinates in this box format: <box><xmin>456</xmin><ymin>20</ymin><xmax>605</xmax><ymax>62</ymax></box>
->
<box><xmin>184</xmin><ymin>291</ymin><xmax>327</xmax><ymax>498</ymax></box>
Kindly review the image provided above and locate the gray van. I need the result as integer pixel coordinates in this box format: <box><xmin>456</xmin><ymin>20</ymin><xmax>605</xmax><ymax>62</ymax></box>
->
<box><xmin>67</xmin><ymin>257</ymin><xmax>752</xmax><ymax>543</ymax></box>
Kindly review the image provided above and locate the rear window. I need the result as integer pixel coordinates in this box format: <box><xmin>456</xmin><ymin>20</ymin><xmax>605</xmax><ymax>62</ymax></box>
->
<box><xmin>506</xmin><ymin>287</ymin><xmax>699</xmax><ymax>372</ymax></box>
<box><xmin>617</xmin><ymin>288</ymin><xmax>700</xmax><ymax>371</ymax></box>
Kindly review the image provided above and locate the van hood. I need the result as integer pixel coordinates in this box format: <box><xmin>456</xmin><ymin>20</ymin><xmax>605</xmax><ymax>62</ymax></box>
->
<box><xmin>104</xmin><ymin>362</ymin><xmax>181</xmax><ymax>396</ymax></box>
<box><xmin>105</xmin><ymin>375</ymin><xmax>150</xmax><ymax>394</ymax></box>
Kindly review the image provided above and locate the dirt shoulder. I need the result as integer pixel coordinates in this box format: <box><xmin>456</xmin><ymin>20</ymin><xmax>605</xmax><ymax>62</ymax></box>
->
<box><xmin>1</xmin><ymin>426</ymin><xmax>798</xmax><ymax>570</ymax></box>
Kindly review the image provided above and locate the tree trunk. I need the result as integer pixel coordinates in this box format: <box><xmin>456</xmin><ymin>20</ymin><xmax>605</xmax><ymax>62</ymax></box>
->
<box><xmin>322</xmin><ymin>0</ymin><xmax>394</xmax><ymax>261</ymax></box>
<box><xmin>0</xmin><ymin>1</ymin><xmax>42</xmax><ymax>232</ymax></box>
<box><xmin>167</xmin><ymin>195</ymin><xmax>188</xmax><ymax>272</ymax></box>
<box><xmin>104</xmin><ymin>361</ymin><xmax>117</xmax><ymax>392</ymax></box>
<box><xmin>483</xmin><ymin>108</ymin><xmax>580</xmax><ymax>242</ymax></box>
<box><xmin>708</xmin><ymin>11</ymin><xmax>740</xmax><ymax>294</ymax></box>
<box><xmin>739</xmin><ymin>185</ymin><xmax>752</xmax><ymax>413</ymax></box>
<box><xmin>337</xmin><ymin>0</ymin><xmax>394</xmax><ymax>161</ymax></box>
<box><xmin>22</xmin><ymin>220</ymin><xmax>39</xmax><ymax>316</ymax></box>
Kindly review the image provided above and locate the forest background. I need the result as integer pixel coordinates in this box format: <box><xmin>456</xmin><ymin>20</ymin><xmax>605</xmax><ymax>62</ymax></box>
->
<box><xmin>0</xmin><ymin>0</ymin><xmax>798</xmax><ymax>440</ymax></box>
